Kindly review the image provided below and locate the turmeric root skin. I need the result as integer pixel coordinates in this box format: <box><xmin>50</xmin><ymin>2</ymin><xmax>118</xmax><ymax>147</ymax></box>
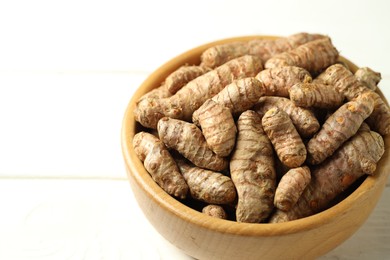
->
<box><xmin>137</xmin><ymin>85</ymin><xmax>172</xmax><ymax>101</ymax></box>
<box><xmin>177</xmin><ymin>161</ymin><xmax>236</xmax><ymax>205</ymax></box>
<box><xmin>265</xmin><ymin>38</ymin><xmax>339</xmax><ymax>75</ymax></box>
<box><xmin>307</xmin><ymin>95</ymin><xmax>374</xmax><ymax>165</ymax></box>
<box><xmin>165</xmin><ymin>65</ymin><xmax>211</xmax><ymax>94</ymax></box>
<box><xmin>211</xmin><ymin>77</ymin><xmax>266</xmax><ymax>115</ymax></box>
<box><xmin>316</xmin><ymin>64</ymin><xmax>390</xmax><ymax>135</ymax></box>
<box><xmin>256</xmin><ymin>66</ymin><xmax>312</xmax><ymax>97</ymax></box>
<box><xmin>270</xmin><ymin>130</ymin><xmax>385</xmax><ymax>223</ymax></box>
<box><xmin>254</xmin><ymin>96</ymin><xmax>320</xmax><ymax>138</ymax></box>
<box><xmin>134</xmin><ymin>55</ymin><xmax>262</xmax><ymax>129</ymax></box>
<box><xmin>200</xmin><ymin>32</ymin><xmax>326</xmax><ymax>68</ymax></box>
<box><xmin>157</xmin><ymin>117</ymin><xmax>228</xmax><ymax>171</ymax></box>
<box><xmin>132</xmin><ymin>132</ymin><xmax>188</xmax><ymax>199</ymax></box>
<box><xmin>202</xmin><ymin>205</ymin><xmax>228</xmax><ymax>219</ymax></box>
<box><xmin>193</xmin><ymin>77</ymin><xmax>265</xmax><ymax>125</ymax></box>
<box><xmin>262</xmin><ymin>107</ymin><xmax>307</xmax><ymax>168</ymax></box>
<box><xmin>316</xmin><ymin>64</ymin><xmax>367</xmax><ymax>100</ymax></box>
<box><xmin>289</xmin><ymin>82</ymin><xmax>344</xmax><ymax>109</ymax></box>
<box><xmin>192</xmin><ymin>99</ymin><xmax>237</xmax><ymax>157</ymax></box>
<box><xmin>354</xmin><ymin>67</ymin><xmax>381</xmax><ymax>91</ymax></box>
<box><xmin>274</xmin><ymin>166</ymin><xmax>311</xmax><ymax>211</ymax></box>
<box><xmin>230</xmin><ymin>110</ymin><xmax>276</xmax><ymax>223</ymax></box>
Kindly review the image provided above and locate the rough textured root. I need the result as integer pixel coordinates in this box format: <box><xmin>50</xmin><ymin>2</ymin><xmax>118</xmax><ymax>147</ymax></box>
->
<box><xmin>211</xmin><ymin>77</ymin><xmax>266</xmax><ymax>115</ymax></box>
<box><xmin>248</xmin><ymin>33</ymin><xmax>326</xmax><ymax>64</ymax></box>
<box><xmin>200</xmin><ymin>32</ymin><xmax>326</xmax><ymax>68</ymax></box>
<box><xmin>165</xmin><ymin>65</ymin><xmax>211</xmax><ymax>94</ymax></box>
<box><xmin>354</xmin><ymin>67</ymin><xmax>381</xmax><ymax>91</ymax></box>
<box><xmin>274</xmin><ymin>166</ymin><xmax>311</xmax><ymax>211</ymax></box>
<box><xmin>285</xmin><ymin>32</ymin><xmax>327</xmax><ymax>47</ymax></box>
<box><xmin>134</xmin><ymin>55</ymin><xmax>263</xmax><ymax>129</ymax></box>
<box><xmin>192</xmin><ymin>99</ymin><xmax>237</xmax><ymax>157</ymax></box>
<box><xmin>200</xmin><ymin>42</ymin><xmax>249</xmax><ymax>69</ymax></box>
<box><xmin>132</xmin><ymin>132</ymin><xmax>188</xmax><ymax>199</ymax></box>
<box><xmin>270</xmin><ymin>130</ymin><xmax>385</xmax><ymax>223</ymax></box>
<box><xmin>138</xmin><ymin>85</ymin><xmax>172</xmax><ymax>101</ymax></box>
<box><xmin>316</xmin><ymin>64</ymin><xmax>390</xmax><ymax>135</ymax></box>
<box><xmin>157</xmin><ymin>117</ymin><xmax>228</xmax><ymax>171</ymax></box>
<box><xmin>176</xmin><ymin>160</ymin><xmax>236</xmax><ymax>205</ymax></box>
<box><xmin>289</xmin><ymin>82</ymin><xmax>344</xmax><ymax>109</ymax></box>
<box><xmin>264</xmin><ymin>37</ymin><xmax>339</xmax><ymax>75</ymax></box>
<box><xmin>202</xmin><ymin>205</ymin><xmax>228</xmax><ymax>219</ymax></box>
<box><xmin>307</xmin><ymin>94</ymin><xmax>374</xmax><ymax>165</ymax></box>
<box><xmin>230</xmin><ymin>110</ymin><xmax>276</xmax><ymax>223</ymax></box>
<box><xmin>365</xmin><ymin>91</ymin><xmax>390</xmax><ymax>135</ymax></box>
<box><xmin>256</xmin><ymin>66</ymin><xmax>312</xmax><ymax>97</ymax></box>
<box><xmin>316</xmin><ymin>64</ymin><xmax>368</xmax><ymax>100</ymax></box>
<box><xmin>262</xmin><ymin>107</ymin><xmax>307</xmax><ymax>168</ymax></box>
<box><xmin>193</xmin><ymin>77</ymin><xmax>265</xmax><ymax>124</ymax></box>
<box><xmin>253</xmin><ymin>96</ymin><xmax>320</xmax><ymax>138</ymax></box>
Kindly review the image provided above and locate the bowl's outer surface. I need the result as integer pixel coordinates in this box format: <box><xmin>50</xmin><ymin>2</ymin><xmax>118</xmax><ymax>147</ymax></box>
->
<box><xmin>121</xmin><ymin>36</ymin><xmax>390</xmax><ymax>260</ymax></box>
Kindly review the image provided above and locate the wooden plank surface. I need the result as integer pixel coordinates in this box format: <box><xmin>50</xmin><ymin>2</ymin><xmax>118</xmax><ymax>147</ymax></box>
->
<box><xmin>0</xmin><ymin>179</ymin><xmax>388</xmax><ymax>259</ymax></box>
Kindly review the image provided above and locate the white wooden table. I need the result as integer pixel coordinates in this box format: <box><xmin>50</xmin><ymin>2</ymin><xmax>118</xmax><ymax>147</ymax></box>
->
<box><xmin>0</xmin><ymin>1</ymin><xmax>389</xmax><ymax>259</ymax></box>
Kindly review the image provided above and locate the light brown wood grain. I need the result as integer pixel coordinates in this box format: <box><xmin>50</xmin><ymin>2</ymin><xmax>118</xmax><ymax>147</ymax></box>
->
<box><xmin>0</xmin><ymin>179</ymin><xmax>388</xmax><ymax>259</ymax></box>
<box><xmin>121</xmin><ymin>35</ymin><xmax>390</xmax><ymax>260</ymax></box>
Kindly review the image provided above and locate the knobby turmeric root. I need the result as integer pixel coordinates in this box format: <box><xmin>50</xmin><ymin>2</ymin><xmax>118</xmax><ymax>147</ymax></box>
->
<box><xmin>230</xmin><ymin>110</ymin><xmax>276</xmax><ymax>223</ymax></box>
<box><xmin>265</xmin><ymin>37</ymin><xmax>339</xmax><ymax>75</ymax></box>
<box><xmin>177</xmin><ymin>160</ymin><xmax>236</xmax><ymax>205</ymax></box>
<box><xmin>256</xmin><ymin>66</ymin><xmax>312</xmax><ymax>97</ymax></box>
<box><xmin>165</xmin><ymin>65</ymin><xmax>211</xmax><ymax>94</ymax></box>
<box><xmin>192</xmin><ymin>77</ymin><xmax>265</xmax><ymax>157</ymax></box>
<box><xmin>307</xmin><ymin>94</ymin><xmax>374</xmax><ymax>165</ymax></box>
<box><xmin>354</xmin><ymin>67</ymin><xmax>381</xmax><ymax>91</ymax></box>
<box><xmin>316</xmin><ymin>64</ymin><xmax>390</xmax><ymax>135</ymax></box>
<box><xmin>134</xmin><ymin>55</ymin><xmax>262</xmax><ymax>129</ymax></box>
<box><xmin>132</xmin><ymin>132</ymin><xmax>188</xmax><ymax>199</ymax></box>
<box><xmin>254</xmin><ymin>96</ymin><xmax>320</xmax><ymax>138</ymax></box>
<box><xmin>192</xmin><ymin>77</ymin><xmax>265</xmax><ymax>124</ymax></box>
<box><xmin>139</xmin><ymin>65</ymin><xmax>211</xmax><ymax>100</ymax></box>
<box><xmin>270</xmin><ymin>130</ymin><xmax>385</xmax><ymax>223</ymax></box>
<box><xmin>289</xmin><ymin>82</ymin><xmax>344</xmax><ymax>109</ymax></box>
<box><xmin>138</xmin><ymin>85</ymin><xmax>172</xmax><ymax>101</ymax></box>
<box><xmin>192</xmin><ymin>99</ymin><xmax>237</xmax><ymax>157</ymax></box>
<box><xmin>202</xmin><ymin>205</ymin><xmax>228</xmax><ymax>219</ymax></box>
<box><xmin>157</xmin><ymin>117</ymin><xmax>228</xmax><ymax>171</ymax></box>
<box><xmin>262</xmin><ymin>107</ymin><xmax>307</xmax><ymax>168</ymax></box>
<box><xmin>274</xmin><ymin>166</ymin><xmax>311</xmax><ymax>211</ymax></box>
<box><xmin>200</xmin><ymin>32</ymin><xmax>326</xmax><ymax>68</ymax></box>
<box><xmin>210</xmin><ymin>77</ymin><xmax>266</xmax><ymax>116</ymax></box>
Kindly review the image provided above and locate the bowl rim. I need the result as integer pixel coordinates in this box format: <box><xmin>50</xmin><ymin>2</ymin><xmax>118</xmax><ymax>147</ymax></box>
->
<box><xmin>121</xmin><ymin>35</ymin><xmax>390</xmax><ymax>237</ymax></box>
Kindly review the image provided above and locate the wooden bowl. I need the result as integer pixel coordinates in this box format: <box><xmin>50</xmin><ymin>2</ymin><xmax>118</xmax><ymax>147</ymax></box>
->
<box><xmin>121</xmin><ymin>36</ymin><xmax>390</xmax><ymax>260</ymax></box>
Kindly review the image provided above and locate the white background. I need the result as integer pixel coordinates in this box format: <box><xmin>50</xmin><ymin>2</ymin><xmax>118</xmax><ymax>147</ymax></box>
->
<box><xmin>0</xmin><ymin>0</ymin><xmax>389</xmax><ymax>259</ymax></box>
